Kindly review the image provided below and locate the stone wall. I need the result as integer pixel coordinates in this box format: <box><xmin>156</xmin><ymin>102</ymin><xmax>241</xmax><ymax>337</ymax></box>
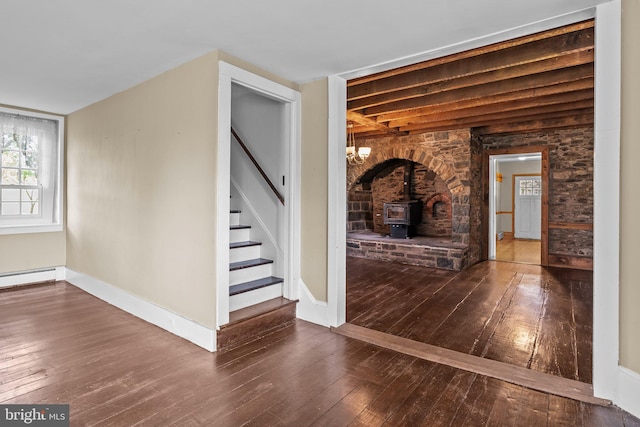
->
<box><xmin>347</xmin><ymin>187</ymin><xmax>373</xmax><ymax>232</ymax></box>
<box><xmin>481</xmin><ymin>127</ymin><xmax>594</xmax><ymax>262</ymax></box>
<box><xmin>365</xmin><ymin>161</ymin><xmax>452</xmax><ymax>236</ymax></box>
<box><xmin>347</xmin><ymin>129</ymin><xmax>475</xmax><ymax>243</ymax></box>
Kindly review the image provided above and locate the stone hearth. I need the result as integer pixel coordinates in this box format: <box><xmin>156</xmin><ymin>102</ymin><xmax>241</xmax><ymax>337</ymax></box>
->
<box><xmin>347</xmin><ymin>231</ymin><xmax>469</xmax><ymax>271</ymax></box>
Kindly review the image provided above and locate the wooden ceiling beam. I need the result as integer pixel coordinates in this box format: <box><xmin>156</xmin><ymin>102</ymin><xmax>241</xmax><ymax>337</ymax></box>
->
<box><xmin>360</xmin><ymin>64</ymin><xmax>593</xmax><ymax>117</ymax></box>
<box><xmin>474</xmin><ymin>113</ymin><xmax>594</xmax><ymax>135</ymax></box>
<box><xmin>346</xmin><ymin>111</ymin><xmax>407</xmax><ymax>137</ymax></box>
<box><xmin>398</xmin><ymin>106</ymin><xmax>594</xmax><ymax>134</ymax></box>
<box><xmin>373</xmin><ymin>78</ymin><xmax>594</xmax><ymax>123</ymax></box>
<box><xmin>348</xmin><ymin>27</ymin><xmax>593</xmax><ymax>101</ymax></box>
<box><xmin>387</xmin><ymin>90</ymin><xmax>594</xmax><ymax>128</ymax></box>
<box><xmin>348</xmin><ymin>19</ymin><xmax>594</xmax><ymax>86</ymax></box>
<box><xmin>347</xmin><ymin>50</ymin><xmax>593</xmax><ymax>111</ymax></box>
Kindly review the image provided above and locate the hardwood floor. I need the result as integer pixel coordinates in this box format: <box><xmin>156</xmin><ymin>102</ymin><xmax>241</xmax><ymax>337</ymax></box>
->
<box><xmin>496</xmin><ymin>236</ymin><xmax>541</xmax><ymax>264</ymax></box>
<box><xmin>2</xmin><ymin>281</ymin><xmax>639</xmax><ymax>426</ymax></box>
<box><xmin>347</xmin><ymin>256</ymin><xmax>593</xmax><ymax>384</ymax></box>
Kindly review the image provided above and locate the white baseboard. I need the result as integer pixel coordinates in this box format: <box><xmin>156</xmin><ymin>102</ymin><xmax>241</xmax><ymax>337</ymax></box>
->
<box><xmin>617</xmin><ymin>366</ymin><xmax>640</xmax><ymax>419</ymax></box>
<box><xmin>0</xmin><ymin>267</ymin><xmax>64</xmax><ymax>289</ymax></box>
<box><xmin>65</xmin><ymin>268</ymin><xmax>216</xmax><ymax>352</ymax></box>
<box><xmin>296</xmin><ymin>278</ymin><xmax>329</xmax><ymax>327</ymax></box>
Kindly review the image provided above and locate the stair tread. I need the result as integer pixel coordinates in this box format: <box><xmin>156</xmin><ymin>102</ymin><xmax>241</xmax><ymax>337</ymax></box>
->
<box><xmin>230</xmin><ymin>224</ymin><xmax>251</xmax><ymax>230</ymax></box>
<box><xmin>227</xmin><ymin>296</ymin><xmax>297</xmax><ymax>326</ymax></box>
<box><xmin>230</xmin><ymin>240</ymin><xmax>262</xmax><ymax>249</ymax></box>
<box><xmin>229</xmin><ymin>258</ymin><xmax>273</xmax><ymax>271</ymax></box>
<box><xmin>229</xmin><ymin>276</ymin><xmax>284</xmax><ymax>296</ymax></box>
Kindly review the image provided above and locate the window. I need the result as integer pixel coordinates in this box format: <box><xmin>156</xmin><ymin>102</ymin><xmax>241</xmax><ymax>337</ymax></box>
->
<box><xmin>0</xmin><ymin>107</ymin><xmax>64</xmax><ymax>234</ymax></box>
<box><xmin>518</xmin><ymin>177</ymin><xmax>541</xmax><ymax>196</ymax></box>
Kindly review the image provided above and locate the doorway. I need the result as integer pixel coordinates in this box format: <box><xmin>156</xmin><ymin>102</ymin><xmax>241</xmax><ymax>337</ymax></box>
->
<box><xmin>488</xmin><ymin>153</ymin><xmax>543</xmax><ymax>265</ymax></box>
<box><xmin>216</xmin><ymin>61</ymin><xmax>302</xmax><ymax>328</ymax></box>
<box><xmin>329</xmin><ymin>4</ymin><xmax>621</xmax><ymax>403</ymax></box>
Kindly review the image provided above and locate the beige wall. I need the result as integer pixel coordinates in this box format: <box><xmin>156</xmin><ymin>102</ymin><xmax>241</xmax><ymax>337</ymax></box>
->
<box><xmin>300</xmin><ymin>79</ymin><xmax>329</xmax><ymax>301</ymax></box>
<box><xmin>66</xmin><ymin>52</ymin><xmax>220</xmax><ymax>328</ymax></box>
<box><xmin>0</xmin><ymin>232</ymin><xmax>65</xmax><ymax>274</ymax></box>
<box><xmin>620</xmin><ymin>0</ymin><xmax>640</xmax><ymax>374</ymax></box>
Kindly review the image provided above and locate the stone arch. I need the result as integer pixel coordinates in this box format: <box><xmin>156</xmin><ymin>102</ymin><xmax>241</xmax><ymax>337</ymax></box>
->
<box><xmin>347</xmin><ymin>147</ymin><xmax>464</xmax><ymax>196</ymax></box>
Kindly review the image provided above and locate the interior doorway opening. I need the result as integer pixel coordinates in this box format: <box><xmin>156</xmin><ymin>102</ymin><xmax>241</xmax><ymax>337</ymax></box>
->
<box><xmin>489</xmin><ymin>153</ymin><xmax>543</xmax><ymax>265</ymax></box>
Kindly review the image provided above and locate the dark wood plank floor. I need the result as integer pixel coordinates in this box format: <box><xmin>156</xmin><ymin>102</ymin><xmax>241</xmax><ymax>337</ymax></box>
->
<box><xmin>2</xmin><ymin>281</ymin><xmax>638</xmax><ymax>426</ymax></box>
<box><xmin>347</xmin><ymin>256</ymin><xmax>593</xmax><ymax>384</ymax></box>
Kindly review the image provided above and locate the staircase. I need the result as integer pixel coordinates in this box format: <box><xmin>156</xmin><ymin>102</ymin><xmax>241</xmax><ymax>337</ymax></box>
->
<box><xmin>217</xmin><ymin>210</ymin><xmax>297</xmax><ymax>352</ymax></box>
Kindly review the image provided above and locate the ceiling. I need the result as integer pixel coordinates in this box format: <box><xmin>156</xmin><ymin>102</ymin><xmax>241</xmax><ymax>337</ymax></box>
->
<box><xmin>1</xmin><ymin>1</ymin><xmax>607</xmax><ymax>115</ymax></box>
<box><xmin>347</xmin><ymin>20</ymin><xmax>594</xmax><ymax>138</ymax></box>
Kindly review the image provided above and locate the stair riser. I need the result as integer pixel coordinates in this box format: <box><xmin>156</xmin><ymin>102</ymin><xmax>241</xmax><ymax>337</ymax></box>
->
<box><xmin>229</xmin><ymin>228</ymin><xmax>251</xmax><ymax>243</ymax></box>
<box><xmin>229</xmin><ymin>245</ymin><xmax>262</xmax><ymax>263</ymax></box>
<box><xmin>230</xmin><ymin>212</ymin><xmax>241</xmax><ymax>226</ymax></box>
<box><xmin>217</xmin><ymin>297</ymin><xmax>296</xmax><ymax>352</ymax></box>
<box><xmin>229</xmin><ymin>264</ymin><xmax>273</xmax><ymax>286</ymax></box>
<box><xmin>229</xmin><ymin>283</ymin><xmax>283</xmax><ymax>312</ymax></box>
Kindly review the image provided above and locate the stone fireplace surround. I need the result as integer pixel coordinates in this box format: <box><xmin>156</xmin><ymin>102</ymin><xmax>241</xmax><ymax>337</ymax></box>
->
<box><xmin>346</xmin><ymin>129</ymin><xmax>482</xmax><ymax>271</ymax></box>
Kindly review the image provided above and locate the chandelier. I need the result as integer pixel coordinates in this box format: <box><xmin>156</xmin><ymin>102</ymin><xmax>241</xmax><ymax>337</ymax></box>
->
<box><xmin>345</xmin><ymin>122</ymin><xmax>371</xmax><ymax>165</ymax></box>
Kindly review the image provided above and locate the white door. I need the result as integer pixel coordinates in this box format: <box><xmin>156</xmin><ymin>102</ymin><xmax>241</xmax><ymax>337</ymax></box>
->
<box><xmin>514</xmin><ymin>176</ymin><xmax>541</xmax><ymax>239</ymax></box>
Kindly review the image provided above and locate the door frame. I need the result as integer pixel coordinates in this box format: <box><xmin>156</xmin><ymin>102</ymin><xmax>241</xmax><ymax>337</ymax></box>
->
<box><xmin>328</xmin><ymin>3</ymin><xmax>620</xmax><ymax>402</ymax></box>
<box><xmin>216</xmin><ymin>61</ymin><xmax>301</xmax><ymax>328</ymax></box>
<box><xmin>483</xmin><ymin>146</ymin><xmax>549</xmax><ymax>265</ymax></box>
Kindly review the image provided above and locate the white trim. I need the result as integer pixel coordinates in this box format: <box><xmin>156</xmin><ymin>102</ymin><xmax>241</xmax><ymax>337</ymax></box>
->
<box><xmin>488</xmin><ymin>157</ymin><xmax>497</xmax><ymax>259</ymax></box>
<box><xmin>0</xmin><ymin>223</ymin><xmax>63</xmax><ymax>235</ymax></box>
<box><xmin>327</xmin><ymin>75</ymin><xmax>347</xmax><ymax>327</ymax></box>
<box><xmin>593</xmin><ymin>0</ymin><xmax>621</xmax><ymax>401</ymax></box>
<box><xmin>0</xmin><ymin>267</ymin><xmax>59</xmax><ymax>288</ymax></box>
<box><xmin>296</xmin><ymin>278</ymin><xmax>329</xmax><ymax>327</ymax></box>
<box><xmin>216</xmin><ymin>71</ymin><xmax>232</xmax><ymax>327</ymax></box>
<box><xmin>285</xmin><ymin>95</ymin><xmax>302</xmax><ymax>303</ymax></box>
<box><xmin>217</xmin><ymin>61</ymin><xmax>301</xmax><ymax>328</ymax></box>
<box><xmin>617</xmin><ymin>367</ymin><xmax>640</xmax><ymax>419</ymax></box>
<box><xmin>65</xmin><ymin>268</ymin><xmax>216</xmax><ymax>352</ymax></box>
<box><xmin>55</xmin><ymin>266</ymin><xmax>65</xmax><ymax>280</ymax></box>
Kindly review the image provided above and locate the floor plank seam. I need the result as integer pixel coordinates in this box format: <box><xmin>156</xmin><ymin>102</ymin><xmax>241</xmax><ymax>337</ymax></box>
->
<box><xmin>332</xmin><ymin>323</ymin><xmax>610</xmax><ymax>407</ymax></box>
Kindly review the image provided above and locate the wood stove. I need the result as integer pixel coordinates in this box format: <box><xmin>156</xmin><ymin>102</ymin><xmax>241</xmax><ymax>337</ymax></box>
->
<box><xmin>383</xmin><ymin>160</ymin><xmax>422</xmax><ymax>238</ymax></box>
<box><xmin>384</xmin><ymin>200</ymin><xmax>422</xmax><ymax>238</ymax></box>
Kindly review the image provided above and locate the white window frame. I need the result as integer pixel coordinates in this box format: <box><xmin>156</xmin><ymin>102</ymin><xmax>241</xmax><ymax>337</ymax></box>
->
<box><xmin>0</xmin><ymin>106</ymin><xmax>64</xmax><ymax>235</ymax></box>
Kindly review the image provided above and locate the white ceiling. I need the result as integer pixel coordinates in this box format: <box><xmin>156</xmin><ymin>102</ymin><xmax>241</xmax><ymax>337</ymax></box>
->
<box><xmin>1</xmin><ymin>0</ymin><xmax>609</xmax><ymax>114</ymax></box>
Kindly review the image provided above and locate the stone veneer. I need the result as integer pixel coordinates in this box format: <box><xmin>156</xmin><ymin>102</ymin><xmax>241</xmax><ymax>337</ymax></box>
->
<box><xmin>347</xmin><ymin>129</ymin><xmax>482</xmax><ymax>270</ymax></box>
<box><xmin>346</xmin><ymin>236</ymin><xmax>470</xmax><ymax>271</ymax></box>
<box><xmin>346</xmin><ymin>126</ymin><xmax>592</xmax><ymax>270</ymax></box>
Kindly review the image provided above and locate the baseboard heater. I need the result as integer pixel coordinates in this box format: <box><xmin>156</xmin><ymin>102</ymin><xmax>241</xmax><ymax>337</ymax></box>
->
<box><xmin>0</xmin><ymin>267</ymin><xmax>58</xmax><ymax>289</ymax></box>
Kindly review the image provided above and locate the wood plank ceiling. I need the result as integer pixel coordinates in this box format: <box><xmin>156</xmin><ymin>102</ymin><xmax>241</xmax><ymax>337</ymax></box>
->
<box><xmin>347</xmin><ymin>20</ymin><xmax>594</xmax><ymax>138</ymax></box>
